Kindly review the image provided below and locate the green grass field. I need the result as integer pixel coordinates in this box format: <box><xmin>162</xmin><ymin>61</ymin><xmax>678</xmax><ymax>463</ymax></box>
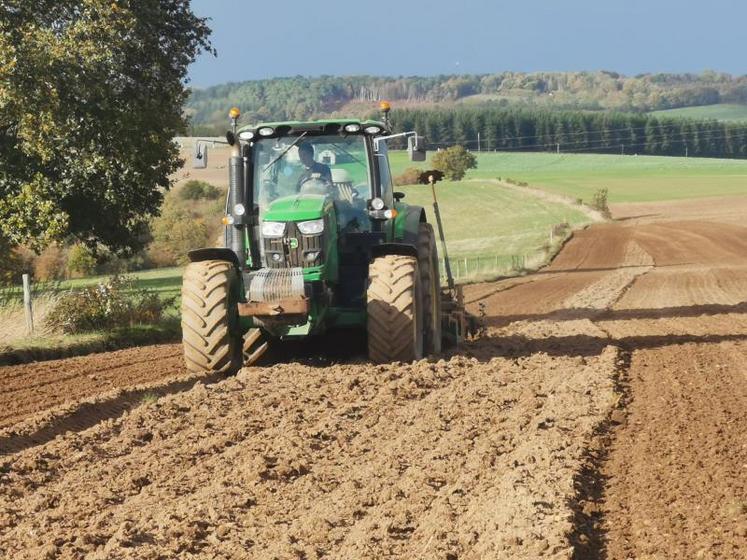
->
<box><xmin>389</xmin><ymin>150</ymin><xmax>747</xmax><ymax>203</ymax></box>
<box><xmin>399</xmin><ymin>181</ymin><xmax>588</xmax><ymax>260</ymax></box>
<box><xmin>0</xmin><ymin>267</ymin><xmax>183</xmax><ymax>308</ymax></box>
<box><xmin>650</xmin><ymin>103</ymin><xmax>747</xmax><ymax>122</ymax></box>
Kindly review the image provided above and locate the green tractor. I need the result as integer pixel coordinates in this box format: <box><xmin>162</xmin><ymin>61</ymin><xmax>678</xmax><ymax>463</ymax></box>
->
<box><xmin>182</xmin><ymin>104</ymin><xmax>465</xmax><ymax>373</ymax></box>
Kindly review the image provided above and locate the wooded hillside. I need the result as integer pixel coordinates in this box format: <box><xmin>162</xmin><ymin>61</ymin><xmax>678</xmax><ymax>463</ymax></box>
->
<box><xmin>186</xmin><ymin>71</ymin><xmax>747</xmax><ymax>133</ymax></box>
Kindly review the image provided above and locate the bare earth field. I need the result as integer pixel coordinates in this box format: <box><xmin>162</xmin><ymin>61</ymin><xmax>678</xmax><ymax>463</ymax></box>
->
<box><xmin>1</xmin><ymin>196</ymin><xmax>745</xmax><ymax>559</ymax></box>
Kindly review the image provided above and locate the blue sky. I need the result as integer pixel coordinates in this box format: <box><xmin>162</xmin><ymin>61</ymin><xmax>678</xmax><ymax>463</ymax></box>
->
<box><xmin>188</xmin><ymin>0</ymin><xmax>746</xmax><ymax>87</ymax></box>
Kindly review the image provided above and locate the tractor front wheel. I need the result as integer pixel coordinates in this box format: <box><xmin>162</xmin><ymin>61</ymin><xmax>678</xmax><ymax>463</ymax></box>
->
<box><xmin>181</xmin><ymin>260</ymin><xmax>243</xmax><ymax>375</ymax></box>
<box><xmin>367</xmin><ymin>254</ymin><xmax>423</xmax><ymax>363</ymax></box>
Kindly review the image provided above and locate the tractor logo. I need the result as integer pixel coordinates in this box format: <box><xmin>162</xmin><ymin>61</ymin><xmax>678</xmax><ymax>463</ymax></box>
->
<box><xmin>286</xmin><ymin>237</ymin><xmax>299</xmax><ymax>249</ymax></box>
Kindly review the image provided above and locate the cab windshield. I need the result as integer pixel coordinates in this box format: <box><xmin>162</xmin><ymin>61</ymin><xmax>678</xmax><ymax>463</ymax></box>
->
<box><xmin>253</xmin><ymin>134</ymin><xmax>372</xmax><ymax>220</ymax></box>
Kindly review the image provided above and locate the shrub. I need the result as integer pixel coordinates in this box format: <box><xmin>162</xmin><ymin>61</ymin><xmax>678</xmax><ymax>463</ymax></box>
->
<box><xmin>150</xmin><ymin>198</ymin><xmax>211</xmax><ymax>265</ymax></box>
<box><xmin>393</xmin><ymin>167</ymin><xmax>423</xmax><ymax>186</ymax></box>
<box><xmin>45</xmin><ymin>275</ymin><xmax>172</xmax><ymax>334</ymax></box>
<box><xmin>66</xmin><ymin>244</ymin><xmax>97</xmax><ymax>278</ymax></box>
<box><xmin>591</xmin><ymin>188</ymin><xmax>611</xmax><ymax>218</ymax></box>
<box><xmin>432</xmin><ymin>145</ymin><xmax>477</xmax><ymax>181</ymax></box>
<box><xmin>34</xmin><ymin>244</ymin><xmax>67</xmax><ymax>281</ymax></box>
<box><xmin>179</xmin><ymin>180</ymin><xmax>222</xmax><ymax>201</ymax></box>
<box><xmin>0</xmin><ymin>238</ymin><xmax>31</xmax><ymax>286</ymax></box>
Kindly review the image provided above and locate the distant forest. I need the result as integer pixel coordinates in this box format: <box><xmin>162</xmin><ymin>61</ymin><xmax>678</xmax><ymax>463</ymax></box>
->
<box><xmin>389</xmin><ymin>107</ymin><xmax>747</xmax><ymax>159</ymax></box>
<box><xmin>186</xmin><ymin>71</ymin><xmax>747</xmax><ymax>134</ymax></box>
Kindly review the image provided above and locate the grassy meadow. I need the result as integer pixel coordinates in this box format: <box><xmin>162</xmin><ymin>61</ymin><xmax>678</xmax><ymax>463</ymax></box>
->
<box><xmin>649</xmin><ymin>103</ymin><xmax>747</xmax><ymax>122</ymax></box>
<box><xmin>398</xmin><ymin>181</ymin><xmax>588</xmax><ymax>260</ymax></box>
<box><xmin>389</xmin><ymin>150</ymin><xmax>747</xmax><ymax>203</ymax></box>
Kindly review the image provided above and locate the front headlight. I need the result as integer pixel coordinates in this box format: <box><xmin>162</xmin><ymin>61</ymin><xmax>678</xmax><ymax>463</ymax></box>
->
<box><xmin>297</xmin><ymin>218</ymin><xmax>324</xmax><ymax>235</ymax></box>
<box><xmin>261</xmin><ymin>221</ymin><xmax>286</xmax><ymax>238</ymax></box>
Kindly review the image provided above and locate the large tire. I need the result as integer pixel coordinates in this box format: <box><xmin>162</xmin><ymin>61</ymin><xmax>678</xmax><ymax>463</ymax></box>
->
<box><xmin>367</xmin><ymin>255</ymin><xmax>423</xmax><ymax>363</ymax></box>
<box><xmin>242</xmin><ymin>328</ymin><xmax>270</xmax><ymax>367</ymax></box>
<box><xmin>418</xmin><ymin>223</ymin><xmax>442</xmax><ymax>355</ymax></box>
<box><xmin>181</xmin><ymin>260</ymin><xmax>242</xmax><ymax>375</ymax></box>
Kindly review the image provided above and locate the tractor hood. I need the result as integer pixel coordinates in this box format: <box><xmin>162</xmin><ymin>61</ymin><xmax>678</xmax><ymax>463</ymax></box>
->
<box><xmin>263</xmin><ymin>194</ymin><xmax>332</xmax><ymax>222</ymax></box>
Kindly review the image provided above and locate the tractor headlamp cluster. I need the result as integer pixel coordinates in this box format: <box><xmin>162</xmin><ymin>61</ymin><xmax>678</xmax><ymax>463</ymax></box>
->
<box><xmin>258</xmin><ymin>126</ymin><xmax>275</xmax><ymax>137</ymax></box>
<box><xmin>344</xmin><ymin>123</ymin><xmax>362</xmax><ymax>133</ymax></box>
<box><xmin>297</xmin><ymin>218</ymin><xmax>324</xmax><ymax>235</ymax></box>
<box><xmin>238</xmin><ymin>130</ymin><xmax>255</xmax><ymax>141</ymax></box>
<box><xmin>261</xmin><ymin>221</ymin><xmax>286</xmax><ymax>238</ymax></box>
<box><xmin>364</xmin><ymin>125</ymin><xmax>382</xmax><ymax>135</ymax></box>
<box><xmin>368</xmin><ymin>197</ymin><xmax>398</xmax><ymax>221</ymax></box>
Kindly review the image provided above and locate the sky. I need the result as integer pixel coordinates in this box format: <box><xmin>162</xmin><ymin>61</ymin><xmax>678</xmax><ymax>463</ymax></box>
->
<box><xmin>188</xmin><ymin>0</ymin><xmax>746</xmax><ymax>88</ymax></box>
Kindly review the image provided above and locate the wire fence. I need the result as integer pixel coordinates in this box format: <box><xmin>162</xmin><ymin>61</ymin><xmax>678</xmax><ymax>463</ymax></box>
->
<box><xmin>439</xmin><ymin>250</ymin><xmax>550</xmax><ymax>283</ymax></box>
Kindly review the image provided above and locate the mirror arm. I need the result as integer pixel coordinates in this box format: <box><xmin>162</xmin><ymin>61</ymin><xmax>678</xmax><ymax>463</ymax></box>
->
<box><xmin>373</xmin><ymin>131</ymin><xmax>416</xmax><ymax>152</ymax></box>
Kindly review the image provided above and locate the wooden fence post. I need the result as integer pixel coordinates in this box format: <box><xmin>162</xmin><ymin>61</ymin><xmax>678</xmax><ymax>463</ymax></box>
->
<box><xmin>22</xmin><ymin>273</ymin><xmax>34</xmax><ymax>335</ymax></box>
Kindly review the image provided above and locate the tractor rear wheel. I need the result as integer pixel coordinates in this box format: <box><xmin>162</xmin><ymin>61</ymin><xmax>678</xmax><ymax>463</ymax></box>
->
<box><xmin>181</xmin><ymin>260</ymin><xmax>242</xmax><ymax>375</ymax></box>
<box><xmin>418</xmin><ymin>223</ymin><xmax>442</xmax><ymax>355</ymax></box>
<box><xmin>367</xmin><ymin>254</ymin><xmax>423</xmax><ymax>363</ymax></box>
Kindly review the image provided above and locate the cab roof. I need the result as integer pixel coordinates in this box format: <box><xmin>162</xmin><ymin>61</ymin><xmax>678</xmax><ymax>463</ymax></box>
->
<box><xmin>237</xmin><ymin>118</ymin><xmax>390</xmax><ymax>138</ymax></box>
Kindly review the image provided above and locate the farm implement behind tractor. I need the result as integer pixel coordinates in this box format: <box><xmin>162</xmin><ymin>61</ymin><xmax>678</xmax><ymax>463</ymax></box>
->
<box><xmin>182</xmin><ymin>102</ymin><xmax>466</xmax><ymax>373</ymax></box>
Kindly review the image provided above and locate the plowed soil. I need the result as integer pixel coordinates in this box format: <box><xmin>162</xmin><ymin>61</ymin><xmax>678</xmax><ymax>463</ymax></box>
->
<box><xmin>0</xmin><ymin>344</ymin><xmax>184</xmax><ymax>430</ymax></box>
<box><xmin>1</xmin><ymin>196</ymin><xmax>746</xmax><ymax>559</ymax></box>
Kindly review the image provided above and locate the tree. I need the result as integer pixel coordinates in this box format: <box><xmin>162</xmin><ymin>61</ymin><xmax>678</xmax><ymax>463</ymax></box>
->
<box><xmin>432</xmin><ymin>145</ymin><xmax>478</xmax><ymax>181</ymax></box>
<box><xmin>0</xmin><ymin>1</ymin><xmax>213</xmax><ymax>254</ymax></box>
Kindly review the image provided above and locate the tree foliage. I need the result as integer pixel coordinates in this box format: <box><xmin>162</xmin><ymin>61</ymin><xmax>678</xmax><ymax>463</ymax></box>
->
<box><xmin>432</xmin><ymin>146</ymin><xmax>478</xmax><ymax>181</ymax></box>
<box><xmin>0</xmin><ymin>236</ymin><xmax>26</xmax><ymax>285</ymax></box>
<box><xmin>0</xmin><ymin>1</ymin><xmax>213</xmax><ymax>254</ymax></box>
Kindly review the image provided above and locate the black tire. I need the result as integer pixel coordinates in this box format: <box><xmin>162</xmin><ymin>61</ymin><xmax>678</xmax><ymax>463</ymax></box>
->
<box><xmin>367</xmin><ymin>255</ymin><xmax>423</xmax><ymax>363</ymax></box>
<box><xmin>418</xmin><ymin>223</ymin><xmax>442</xmax><ymax>355</ymax></box>
<box><xmin>242</xmin><ymin>328</ymin><xmax>270</xmax><ymax>367</ymax></box>
<box><xmin>181</xmin><ymin>260</ymin><xmax>242</xmax><ymax>375</ymax></box>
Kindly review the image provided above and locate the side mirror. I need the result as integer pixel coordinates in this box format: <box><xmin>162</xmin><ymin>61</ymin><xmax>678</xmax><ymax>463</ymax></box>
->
<box><xmin>408</xmin><ymin>135</ymin><xmax>426</xmax><ymax>162</ymax></box>
<box><xmin>193</xmin><ymin>142</ymin><xmax>208</xmax><ymax>169</ymax></box>
<box><xmin>393</xmin><ymin>191</ymin><xmax>405</xmax><ymax>201</ymax></box>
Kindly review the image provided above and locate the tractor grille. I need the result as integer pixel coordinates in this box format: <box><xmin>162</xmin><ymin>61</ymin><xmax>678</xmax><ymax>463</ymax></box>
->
<box><xmin>245</xmin><ymin>267</ymin><xmax>305</xmax><ymax>302</ymax></box>
<box><xmin>263</xmin><ymin>220</ymin><xmax>325</xmax><ymax>268</ymax></box>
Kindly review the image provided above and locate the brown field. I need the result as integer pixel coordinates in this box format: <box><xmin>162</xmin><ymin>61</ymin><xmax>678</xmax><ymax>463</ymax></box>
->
<box><xmin>0</xmin><ymin>196</ymin><xmax>745</xmax><ymax>559</ymax></box>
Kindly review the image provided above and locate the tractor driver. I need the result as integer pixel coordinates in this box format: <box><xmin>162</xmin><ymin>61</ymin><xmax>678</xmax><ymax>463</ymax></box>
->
<box><xmin>297</xmin><ymin>142</ymin><xmax>332</xmax><ymax>191</ymax></box>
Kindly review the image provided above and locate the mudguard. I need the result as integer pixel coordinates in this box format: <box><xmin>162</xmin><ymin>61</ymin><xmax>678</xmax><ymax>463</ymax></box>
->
<box><xmin>370</xmin><ymin>243</ymin><xmax>418</xmax><ymax>260</ymax></box>
<box><xmin>187</xmin><ymin>248</ymin><xmax>240</xmax><ymax>268</ymax></box>
<box><xmin>395</xmin><ymin>205</ymin><xmax>426</xmax><ymax>246</ymax></box>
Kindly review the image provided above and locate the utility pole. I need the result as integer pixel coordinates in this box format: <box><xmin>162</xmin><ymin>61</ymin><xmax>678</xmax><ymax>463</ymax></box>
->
<box><xmin>556</xmin><ymin>143</ymin><xmax>560</xmax><ymax>154</ymax></box>
<box><xmin>685</xmin><ymin>145</ymin><xmax>688</xmax><ymax>157</ymax></box>
<box><xmin>621</xmin><ymin>144</ymin><xmax>625</xmax><ymax>155</ymax></box>
<box><xmin>477</xmin><ymin>132</ymin><xmax>481</xmax><ymax>152</ymax></box>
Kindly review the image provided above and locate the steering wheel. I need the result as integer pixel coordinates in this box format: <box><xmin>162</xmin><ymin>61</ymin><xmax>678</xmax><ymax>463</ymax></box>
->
<box><xmin>299</xmin><ymin>176</ymin><xmax>333</xmax><ymax>195</ymax></box>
